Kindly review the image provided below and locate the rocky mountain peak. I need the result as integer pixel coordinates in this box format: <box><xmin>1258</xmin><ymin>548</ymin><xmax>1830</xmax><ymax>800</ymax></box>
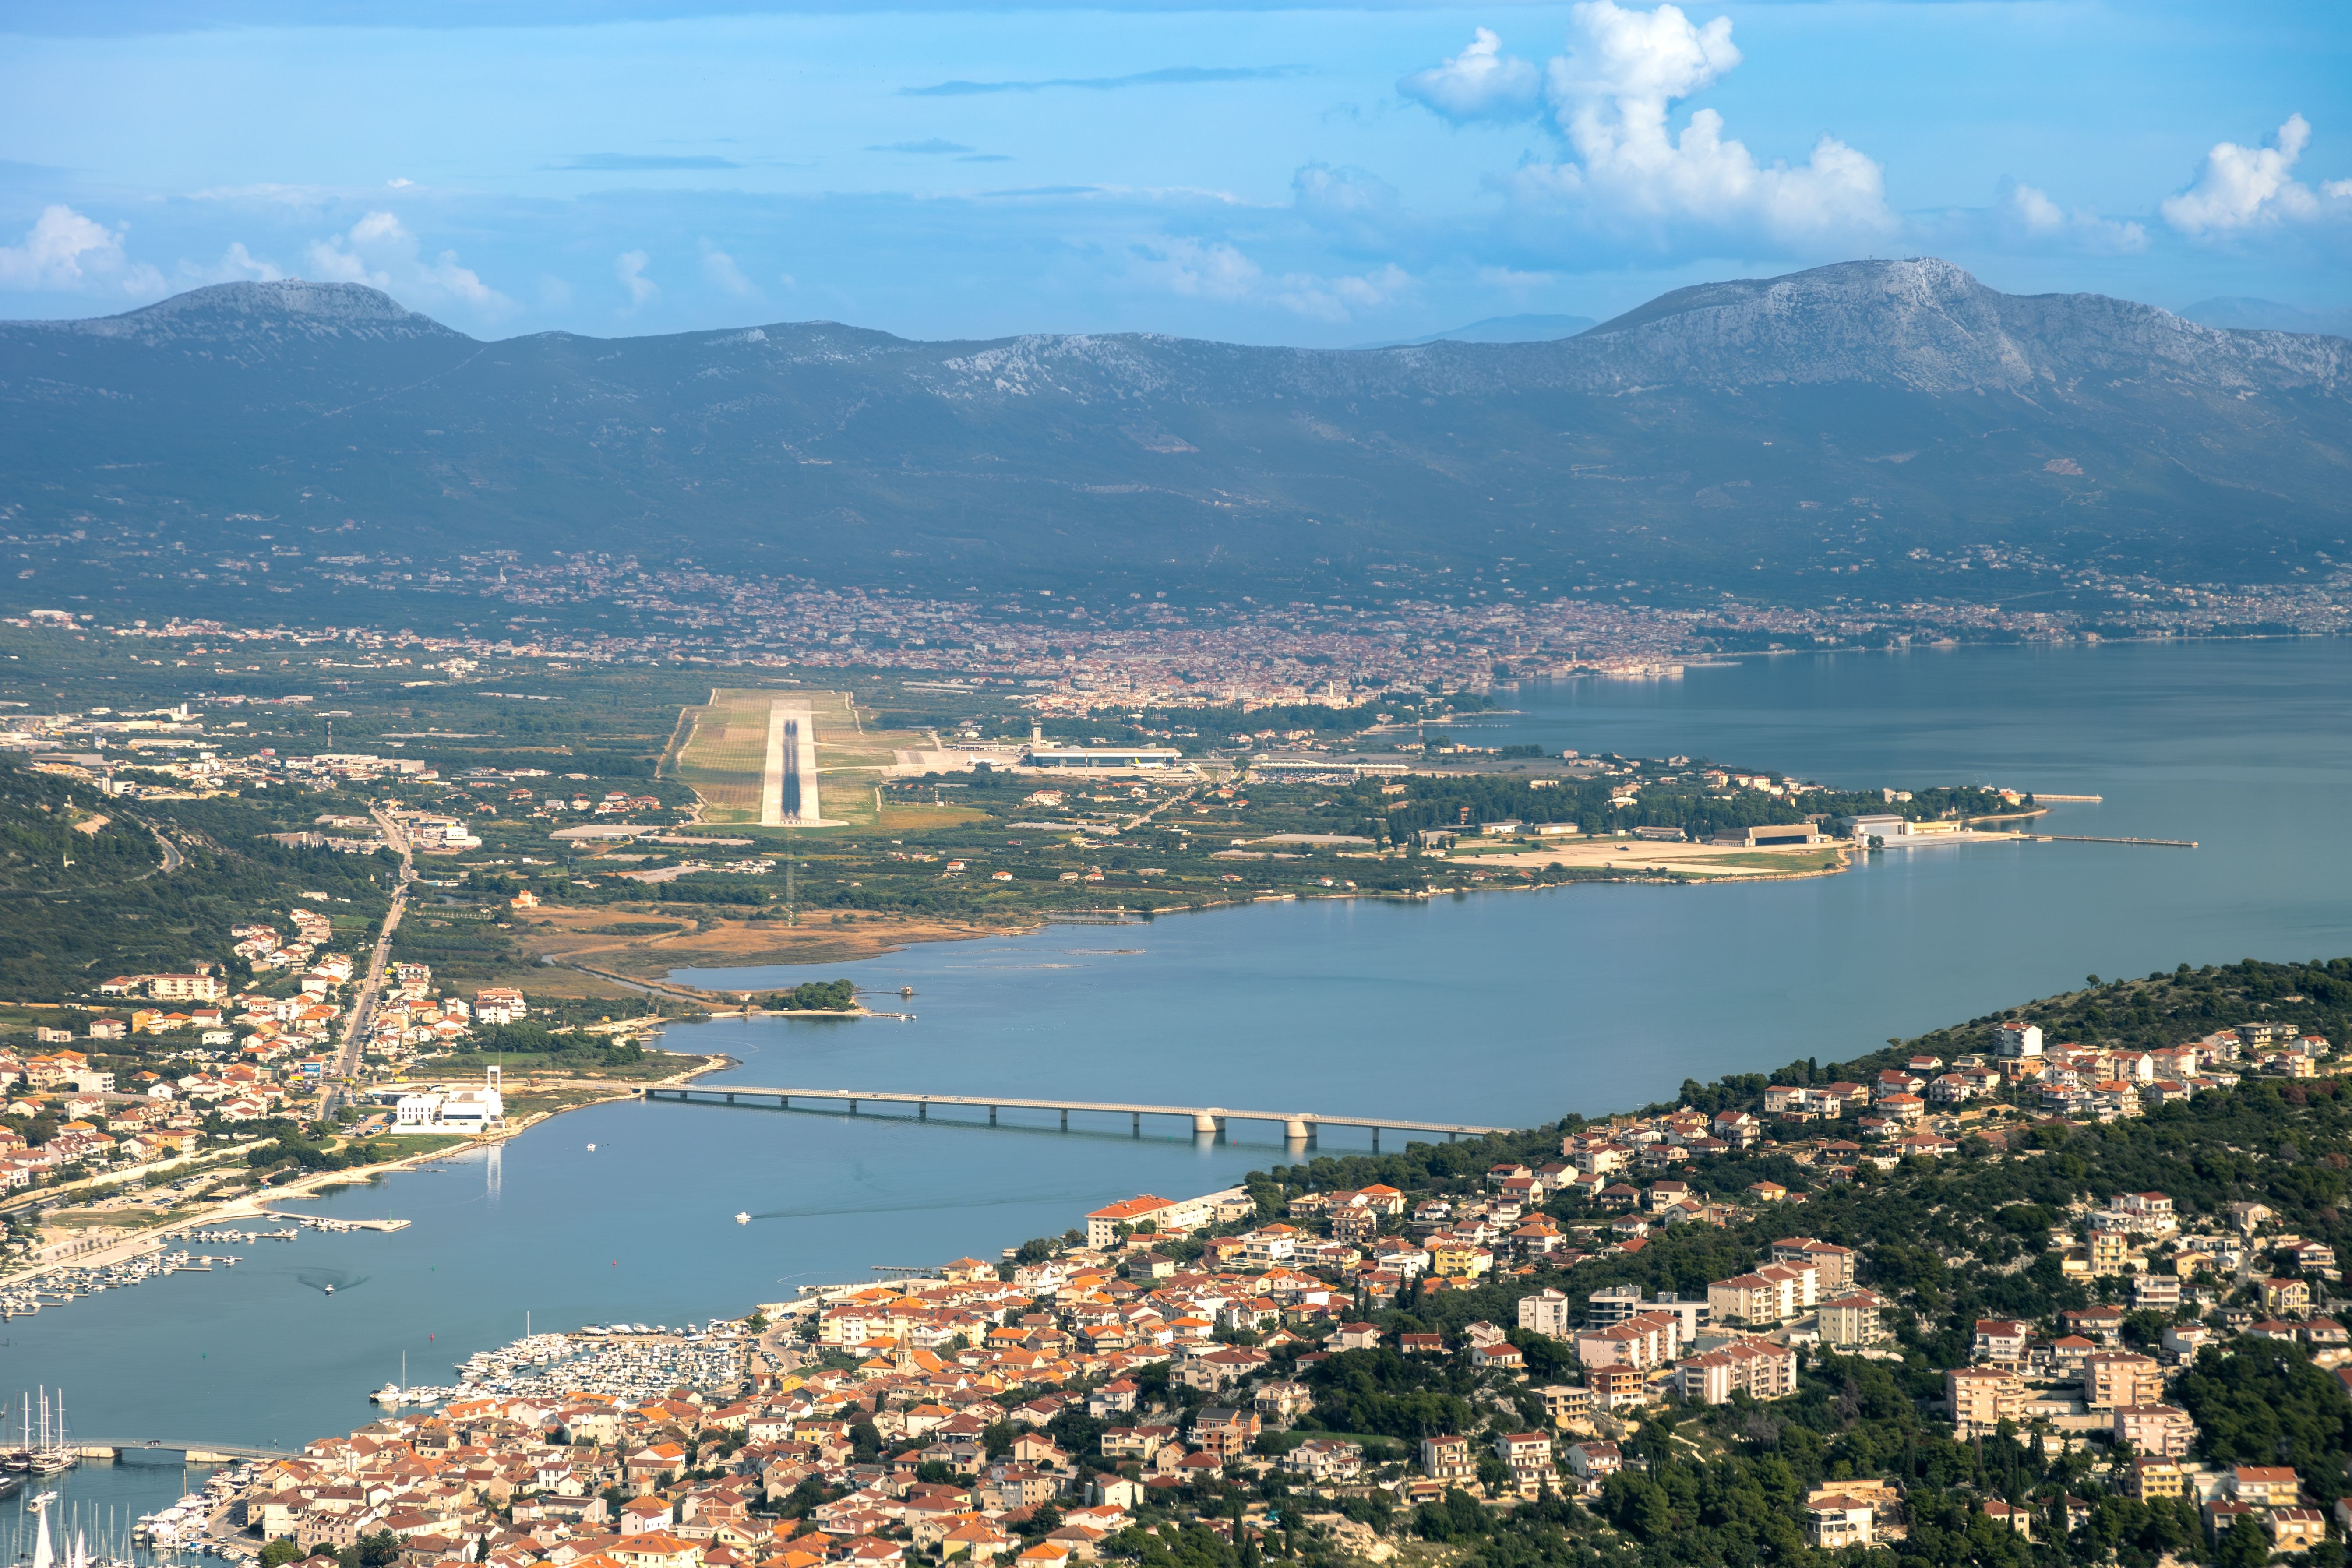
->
<box><xmin>14</xmin><ymin>279</ymin><xmax>466</xmax><ymax>345</ymax></box>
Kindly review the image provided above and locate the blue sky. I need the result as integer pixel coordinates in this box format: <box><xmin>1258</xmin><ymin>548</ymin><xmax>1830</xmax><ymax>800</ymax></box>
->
<box><xmin>0</xmin><ymin>0</ymin><xmax>2346</xmax><ymax>344</ymax></box>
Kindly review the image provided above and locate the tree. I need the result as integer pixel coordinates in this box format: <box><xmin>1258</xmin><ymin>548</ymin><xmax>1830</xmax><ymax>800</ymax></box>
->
<box><xmin>261</xmin><ymin>1540</ymin><xmax>305</xmax><ymax>1568</ymax></box>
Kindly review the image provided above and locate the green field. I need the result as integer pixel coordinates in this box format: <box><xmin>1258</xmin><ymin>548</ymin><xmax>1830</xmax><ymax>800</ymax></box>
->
<box><xmin>668</xmin><ymin>687</ymin><xmax>929</xmax><ymax>831</ymax></box>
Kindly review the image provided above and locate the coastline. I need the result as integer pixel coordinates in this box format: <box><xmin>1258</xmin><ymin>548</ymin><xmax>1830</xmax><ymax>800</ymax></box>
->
<box><xmin>2</xmin><ymin>1050</ymin><xmax>734</xmax><ymax>1285</ymax></box>
<box><xmin>601</xmin><ymin>835</ymin><xmax>1909</xmax><ymax>985</ymax></box>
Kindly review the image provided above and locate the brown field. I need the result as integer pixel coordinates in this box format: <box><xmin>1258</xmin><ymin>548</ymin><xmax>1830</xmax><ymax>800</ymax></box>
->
<box><xmin>515</xmin><ymin>903</ymin><xmax>1036</xmax><ymax>983</ymax></box>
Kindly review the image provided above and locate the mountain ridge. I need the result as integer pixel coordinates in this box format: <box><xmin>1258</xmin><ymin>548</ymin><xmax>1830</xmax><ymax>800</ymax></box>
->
<box><xmin>3</xmin><ymin>258</ymin><xmax>2348</xmax><ymax>605</ymax></box>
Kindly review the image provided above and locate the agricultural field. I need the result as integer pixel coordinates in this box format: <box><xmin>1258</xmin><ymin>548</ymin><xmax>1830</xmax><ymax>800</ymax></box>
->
<box><xmin>666</xmin><ymin>685</ymin><xmax>935</xmax><ymax>831</ymax></box>
<box><xmin>667</xmin><ymin>686</ymin><xmax>789</xmax><ymax>822</ymax></box>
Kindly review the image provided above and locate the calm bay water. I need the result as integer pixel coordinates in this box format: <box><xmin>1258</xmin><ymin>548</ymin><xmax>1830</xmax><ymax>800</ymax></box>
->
<box><xmin>7</xmin><ymin>638</ymin><xmax>2351</xmax><ymax>1491</ymax></box>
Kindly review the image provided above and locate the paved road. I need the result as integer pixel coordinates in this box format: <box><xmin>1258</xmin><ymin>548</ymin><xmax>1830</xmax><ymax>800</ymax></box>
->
<box><xmin>321</xmin><ymin>804</ymin><xmax>414</xmax><ymax>1117</ymax></box>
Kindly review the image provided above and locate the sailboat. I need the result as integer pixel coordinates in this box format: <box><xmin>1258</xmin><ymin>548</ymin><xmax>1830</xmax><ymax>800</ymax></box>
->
<box><xmin>28</xmin><ymin>1489</ymin><xmax>56</xmax><ymax>1568</ymax></box>
<box><xmin>25</xmin><ymin>1390</ymin><xmax>73</xmax><ymax>1476</ymax></box>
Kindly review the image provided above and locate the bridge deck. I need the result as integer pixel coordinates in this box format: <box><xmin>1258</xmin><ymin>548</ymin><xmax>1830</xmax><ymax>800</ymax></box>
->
<box><xmin>81</xmin><ymin>1438</ymin><xmax>298</xmax><ymax>1460</ymax></box>
<box><xmin>646</xmin><ymin>1084</ymin><xmax>1511</xmax><ymax>1137</ymax></box>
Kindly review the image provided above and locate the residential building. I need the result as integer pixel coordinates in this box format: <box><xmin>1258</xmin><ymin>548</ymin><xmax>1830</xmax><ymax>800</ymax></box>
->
<box><xmin>2112</xmin><ymin>1406</ymin><xmax>2195</xmax><ymax>1459</ymax></box>
<box><xmin>1419</xmin><ymin>1436</ymin><xmax>1474</xmax><ymax>1483</ymax></box>
<box><xmin>1947</xmin><ymin>1367</ymin><xmax>2026</xmax><ymax>1437</ymax></box>
<box><xmin>1817</xmin><ymin>1293</ymin><xmax>1889</xmax><ymax>1348</ymax></box>
<box><xmin>2084</xmin><ymin>1353</ymin><xmax>2165</xmax><ymax>1412</ymax></box>
<box><xmin>1493</xmin><ymin>1433</ymin><xmax>1553</xmax><ymax>1498</ymax></box>
<box><xmin>2119</xmin><ymin>1459</ymin><xmax>2184</xmax><ymax>1501</ymax></box>
<box><xmin>1563</xmin><ymin>1442</ymin><xmax>1620</xmax><ymax>1487</ymax></box>
<box><xmin>1517</xmin><ymin>1288</ymin><xmax>1573</xmax><ymax>1340</ymax></box>
<box><xmin>1807</xmin><ymin>1495</ymin><xmax>1876</xmax><ymax>1550</ymax></box>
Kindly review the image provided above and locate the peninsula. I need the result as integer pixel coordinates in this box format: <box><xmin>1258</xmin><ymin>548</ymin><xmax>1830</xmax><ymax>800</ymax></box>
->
<box><xmin>176</xmin><ymin>955</ymin><xmax>2352</xmax><ymax>1568</ymax></box>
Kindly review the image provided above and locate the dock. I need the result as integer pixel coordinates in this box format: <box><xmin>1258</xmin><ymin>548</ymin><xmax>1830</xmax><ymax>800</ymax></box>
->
<box><xmin>642</xmin><ymin>1084</ymin><xmax>1513</xmax><ymax>1149</ymax></box>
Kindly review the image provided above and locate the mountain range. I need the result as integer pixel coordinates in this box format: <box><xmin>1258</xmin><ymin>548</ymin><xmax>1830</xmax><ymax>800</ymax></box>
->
<box><xmin>1355</xmin><ymin>313</ymin><xmax>1598</xmax><ymax>349</ymax></box>
<box><xmin>3</xmin><ymin>257</ymin><xmax>2348</xmax><ymax>608</ymax></box>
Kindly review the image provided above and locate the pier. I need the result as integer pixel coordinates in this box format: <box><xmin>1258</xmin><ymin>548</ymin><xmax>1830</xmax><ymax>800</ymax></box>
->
<box><xmin>641</xmin><ymin>1084</ymin><xmax>1512</xmax><ymax>1148</ymax></box>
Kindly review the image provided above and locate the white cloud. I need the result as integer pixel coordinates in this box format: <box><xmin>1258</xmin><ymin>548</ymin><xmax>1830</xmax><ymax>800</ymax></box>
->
<box><xmin>1510</xmin><ymin>0</ymin><xmax>1895</xmax><ymax>252</ymax></box>
<box><xmin>1134</xmin><ymin>237</ymin><xmax>1261</xmax><ymax>302</ymax></box>
<box><xmin>1132</xmin><ymin>237</ymin><xmax>1410</xmax><ymax>322</ymax></box>
<box><xmin>2161</xmin><ymin>115</ymin><xmax>2352</xmax><ymax>235</ymax></box>
<box><xmin>1477</xmin><ymin>264</ymin><xmax>1555</xmax><ymax>291</ymax></box>
<box><xmin>1272</xmin><ymin>262</ymin><xmax>1411</xmax><ymax>323</ymax></box>
<box><xmin>0</xmin><ymin>204</ymin><xmax>165</xmax><ymax>297</ymax></box>
<box><xmin>700</xmin><ymin>240</ymin><xmax>759</xmax><ymax>298</ymax></box>
<box><xmin>1291</xmin><ymin>162</ymin><xmax>1414</xmax><ymax>254</ymax></box>
<box><xmin>615</xmin><ymin>249</ymin><xmax>658</xmax><ymax>309</ymax></box>
<box><xmin>177</xmin><ymin>240</ymin><xmax>286</xmax><ymax>285</ymax></box>
<box><xmin>1404</xmin><ymin>3</ymin><xmax>1894</xmax><ymax>258</ymax></box>
<box><xmin>1995</xmin><ymin>179</ymin><xmax>2147</xmax><ymax>255</ymax></box>
<box><xmin>307</xmin><ymin>211</ymin><xmax>511</xmax><ymax>315</ymax></box>
<box><xmin>1398</xmin><ymin>28</ymin><xmax>1541</xmax><ymax>124</ymax></box>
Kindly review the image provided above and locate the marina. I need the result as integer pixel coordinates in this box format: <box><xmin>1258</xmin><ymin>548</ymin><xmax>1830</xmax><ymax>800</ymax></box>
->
<box><xmin>0</xmin><ymin>1254</ymin><xmax>244</xmax><ymax>1322</ymax></box>
<box><xmin>366</xmin><ymin>1323</ymin><xmax>748</xmax><ymax>1409</ymax></box>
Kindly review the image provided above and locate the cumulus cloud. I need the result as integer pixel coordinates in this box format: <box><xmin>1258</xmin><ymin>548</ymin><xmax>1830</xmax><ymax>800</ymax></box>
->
<box><xmin>1292</xmin><ymin>162</ymin><xmax>1414</xmax><ymax>254</ymax></box>
<box><xmin>0</xmin><ymin>204</ymin><xmax>165</xmax><ymax>296</ymax></box>
<box><xmin>614</xmin><ymin>249</ymin><xmax>657</xmax><ymax>309</ymax></box>
<box><xmin>1993</xmin><ymin>178</ymin><xmax>2147</xmax><ymax>254</ymax></box>
<box><xmin>185</xmin><ymin>240</ymin><xmax>286</xmax><ymax>284</ymax></box>
<box><xmin>1401</xmin><ymin>3</ymin><xmax>1894</xmax><ymax>257</ymax></box>
<box><xmin>307</xmin><ymin>211</ymin><xmax>510</xmax><ymax>314</ymax></box>
<box><xmin>1131</xmin><ymin>236</ymin><xmax>1410</xmax><ymax>323</ymax></box>
<box><xmin>1398</xmin><ymin>28</ymin><xmax>1541</xmax><ymax>124</ymax></box>
<box><xmin>1518</xmin><ymin>1</ymin><xmax>1894</xmax><ymax>251</ymax></box>
<box><xmin>2161</xmin><ymin>115</ymin><xmax>2352</xmax><ymax>235</ymax></box>
<box><xmin>700</xmin><ymin>240</ymin><xmax>759</xmax><ymax>298</ymax></box>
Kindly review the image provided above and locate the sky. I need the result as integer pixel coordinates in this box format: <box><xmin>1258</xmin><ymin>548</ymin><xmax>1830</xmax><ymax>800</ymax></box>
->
<box><xmin>0</xmin><ymin>0</ymin><xmax>2347</xmax><ymax>346</ymax></box>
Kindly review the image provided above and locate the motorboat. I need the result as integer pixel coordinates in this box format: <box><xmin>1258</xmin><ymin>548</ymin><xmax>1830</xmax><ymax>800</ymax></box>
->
<box><xmin>734</xmin><ymin>1212</ymin><xmax>750</xmax><ymax>1225</ymax></box>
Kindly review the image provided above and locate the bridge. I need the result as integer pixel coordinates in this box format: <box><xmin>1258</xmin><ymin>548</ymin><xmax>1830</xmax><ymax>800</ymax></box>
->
<box><xmin>79</xmin><ymin>1438</ymin><xmax>300</xmax><ymax>1462</ymax></box>
<box><xmin>641</xmin><ymin>1084</ymin><xmax>1514</xmax><ymax>1150</ymax></box>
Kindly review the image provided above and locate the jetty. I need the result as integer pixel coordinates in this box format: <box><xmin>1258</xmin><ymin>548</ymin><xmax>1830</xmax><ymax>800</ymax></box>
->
<box><xmin>642</xmin><ymin>1084</ymin><xmax>1512</xmax><ymax>1149</ymax></box>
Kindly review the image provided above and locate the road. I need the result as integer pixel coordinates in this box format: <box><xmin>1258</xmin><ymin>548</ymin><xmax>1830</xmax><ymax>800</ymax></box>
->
<box><xmin>321</xmin><ymin>803</ymin><xmax>414</xmax><ymax>1116</ymax></box>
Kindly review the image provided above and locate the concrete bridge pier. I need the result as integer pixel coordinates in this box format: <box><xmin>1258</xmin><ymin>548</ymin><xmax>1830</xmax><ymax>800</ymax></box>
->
<box><xmin>1059</xmin><ymin>1109</ymin><xmax>1069</xmax><ymax>1131</ymax></box>
<box><xmin>1131</xmin><ymin>1113</ymin><xmax>1141</xmax><ymax>1137</ymax></box>
<box><xmin>1192</xmin><ymin>1112</ymin><xmax>1219</xmax><ymax>1135</ymax></box>
<box><xmin>1284</xmin><ymin>1117</ymin><xmax>1312</xmax><ymax>1141</ymax></box>
<box><xmin>1371</xmin><ymin>1127</ymin><xmax>1380</xmax><ymax>1152</ymax></box>
<box><xmin>988</xmin><ymin>1106</ymin><xmax>998</xmax><ymax>1125</ymax></box>
<box><xmin>918</xmin><ymin>1102</ymin><xmax>927</xmax><ymax>1120</ymax></box>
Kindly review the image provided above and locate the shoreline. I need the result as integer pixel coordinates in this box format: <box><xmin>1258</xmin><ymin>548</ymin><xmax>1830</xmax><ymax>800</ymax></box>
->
<box><xmin>2</xmin><ymin>1051</ymin><xmax>733</xmax><ymax>1284</ymax></box>
<box><xmin>625</xmin><ymin>839</ymin><xmax>1890</xmax><ymax>985</ymax></box>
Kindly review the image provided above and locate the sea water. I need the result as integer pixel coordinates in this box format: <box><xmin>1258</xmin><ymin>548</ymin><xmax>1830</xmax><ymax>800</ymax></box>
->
<box><xmin>4</xmin><ymin>638</ymin><xmax>2348</xmax><ymax>1457</ymax></box>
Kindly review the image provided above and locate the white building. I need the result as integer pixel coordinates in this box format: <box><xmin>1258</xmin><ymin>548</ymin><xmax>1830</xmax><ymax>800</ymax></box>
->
<box><xmin>1996</xmin><ymin>1023</ymin><xmax>2045</xmax><ymax>1059</ymax></box>
<box><xmin>392</xmin><ymin>1067</ymin><xmax>505</xmax><ymax>1133</ymax></box>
